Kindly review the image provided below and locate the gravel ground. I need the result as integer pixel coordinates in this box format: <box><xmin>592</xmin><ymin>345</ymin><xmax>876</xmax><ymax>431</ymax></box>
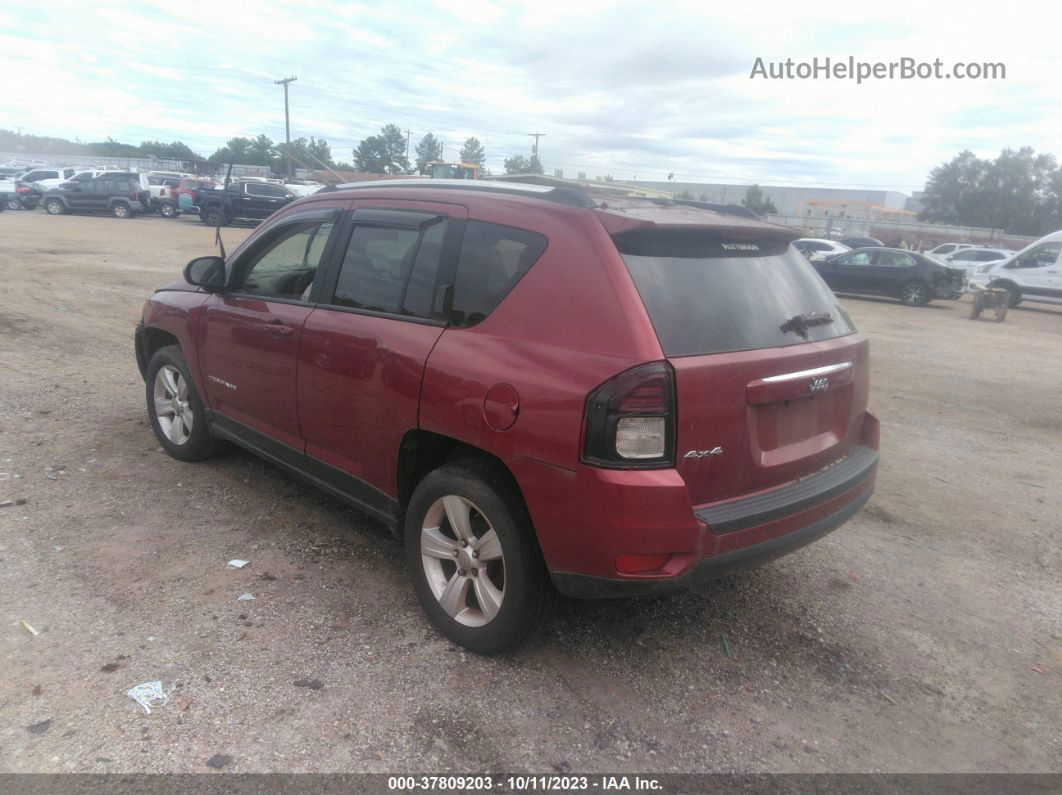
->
<box><xmin>0</xmin><ymin>210</ymin><xmax>1059</xmax><ymax>774</ymax></box>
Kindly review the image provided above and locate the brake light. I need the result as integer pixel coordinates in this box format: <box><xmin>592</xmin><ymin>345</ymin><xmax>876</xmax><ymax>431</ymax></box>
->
<box><xmin>582</xmin><ymin>361</ymin><xmax>675</xmax><ymax>468</ymax></box>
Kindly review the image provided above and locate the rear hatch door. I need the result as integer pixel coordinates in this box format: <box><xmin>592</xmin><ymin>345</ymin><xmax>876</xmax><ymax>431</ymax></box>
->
<box><xmin>614</xmin><ymin>226</ymin><xmax>869</xmax><ymax>505</ymax></box>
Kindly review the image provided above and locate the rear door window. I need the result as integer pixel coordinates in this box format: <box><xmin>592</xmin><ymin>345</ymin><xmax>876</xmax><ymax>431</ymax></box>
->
<box><xmin>328</xmin><ymin>211</ymin><xmax>449</xmax><ymax>318</ymax></box>
<box><xmin>877</xmin><ymin>251</ymin><xmax>915</xmax><ymax>267</ymax></box>
<box><xmin>450</xmin><ymin>221</ymin><xmax>547</xmax><ymax>327</ymax></box>
<box><xmin>617</xmin><ymin>233</ymin><xmax>855</xmax><ymax>357</ymax></box>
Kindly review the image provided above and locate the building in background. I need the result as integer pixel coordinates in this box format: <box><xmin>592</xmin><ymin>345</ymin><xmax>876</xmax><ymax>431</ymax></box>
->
<box><xmin>623</xmin><ymin>180</ymin><xmax>910</xmax><ymax>215</ymax></box>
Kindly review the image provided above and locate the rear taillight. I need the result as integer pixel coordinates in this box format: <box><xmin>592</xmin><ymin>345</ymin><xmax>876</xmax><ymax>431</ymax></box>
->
<box><xmin>582</xmin><ymin>361</ymin><xmax>676</xmax><ymax>469</ymax></box>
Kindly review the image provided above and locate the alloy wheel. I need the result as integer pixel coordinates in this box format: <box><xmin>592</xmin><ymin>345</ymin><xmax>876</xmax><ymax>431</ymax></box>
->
<box><xmin>902</xmin><ymin>282</ymin><xmax>927</xmax><ymax>305</ymax></box>
<box><xmin>420</xmin><ymin>495</ymin><xmax>506</xmax><ymax>627</ymax></box>
<box><xmin>153</xmin><ymin>365</ymin><xmax>194</xmax><ymax>446</ymax></box>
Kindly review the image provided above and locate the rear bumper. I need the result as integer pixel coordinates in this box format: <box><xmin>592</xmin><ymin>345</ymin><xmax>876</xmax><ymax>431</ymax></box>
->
<box><xmin>541</xmin><ymin>435</ymin><xmax>878</xmax><ymax>599</ymax></box>
<box><xmin>934</xmin><ymin>281</ymin><xmax>965</xmax><ymax>299</ymax></box>
<box><xmin>552</xmin><ymin>487</ymin><xmax>872</xmax><ymax>598</ymax></box>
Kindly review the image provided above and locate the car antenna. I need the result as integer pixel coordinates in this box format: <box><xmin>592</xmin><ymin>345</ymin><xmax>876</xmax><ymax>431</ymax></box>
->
<box><xmin>215</xmin><ymin>162</ymin><xmax>234</xmax><ymax>260</ymax></box>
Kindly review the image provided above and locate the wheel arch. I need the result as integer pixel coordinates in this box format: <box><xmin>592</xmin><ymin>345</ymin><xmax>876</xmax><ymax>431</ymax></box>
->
<box><xmin>137</xmin><ymin>326</ymin><xmax>181</xmax><ymax>379</ymax></box>
<box><xmin>396</xmin><ymin>430</ymin><xmax>532</xmax><ymax>534</ymax></box>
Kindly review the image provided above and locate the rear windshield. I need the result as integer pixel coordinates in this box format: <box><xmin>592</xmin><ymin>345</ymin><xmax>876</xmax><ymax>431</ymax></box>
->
<box><xmin>617</xmin><ymin>233</ymin><xmax>855</xmax><ymax>357</ymax></box>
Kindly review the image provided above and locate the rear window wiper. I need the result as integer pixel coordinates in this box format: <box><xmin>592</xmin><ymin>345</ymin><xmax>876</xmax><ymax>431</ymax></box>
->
<box><xmin>780</xmin><ymin>312</ymin><xmax>834</xmax><ymax>339</ymax></box>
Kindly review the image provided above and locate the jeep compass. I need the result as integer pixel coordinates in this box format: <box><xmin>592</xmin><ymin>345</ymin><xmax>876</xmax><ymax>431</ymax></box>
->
<box><xmin>135</xmin><ymin>179</ymin><xmax>878</xmax><ymax>654</ymax></box>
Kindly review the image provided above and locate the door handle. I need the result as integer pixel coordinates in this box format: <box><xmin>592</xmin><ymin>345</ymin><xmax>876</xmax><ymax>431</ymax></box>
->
<box><xmin>1047</xmin><ymin>270</ymin><xmax>1059</xmax><ymax>274</ymax></box>
<box><xmin>267</xmin><ymin>320</ymin><xmax>294</xmax><ymax>338</ymax></box>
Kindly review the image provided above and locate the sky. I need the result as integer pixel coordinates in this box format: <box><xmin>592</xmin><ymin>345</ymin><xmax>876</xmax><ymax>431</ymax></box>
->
<box><xmin>1</xmin><ymin>0</ymin><xmax>1058</xmax><ymax>194</ymax></box>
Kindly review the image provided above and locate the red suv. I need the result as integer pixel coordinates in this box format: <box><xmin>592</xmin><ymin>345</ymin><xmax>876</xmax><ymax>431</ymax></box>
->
<box><xmin>135</xmin><ymin>180</ymin><xmax>878</xmax><ymax>653</ymax></box>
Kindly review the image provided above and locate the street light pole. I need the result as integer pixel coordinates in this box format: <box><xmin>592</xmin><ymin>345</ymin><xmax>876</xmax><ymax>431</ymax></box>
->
<box><xmin>274</xmin><ymin>76</ymin><xmax>297</xmax><ymax>179</ymax></box>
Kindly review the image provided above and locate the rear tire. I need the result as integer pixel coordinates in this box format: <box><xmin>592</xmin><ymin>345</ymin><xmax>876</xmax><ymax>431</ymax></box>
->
<box><xmin>159</xmin><ymin>201</ymin><xmax>177</xmax><ymax>218</ymax></box>
<box><xmin>44</xmin><ymin>199</ymin><xmax>65</xmax><ymax>215</ymax></box>
<box><xmin>146</xmin><ymin>345</ymin><xmax>224</xmax><ymax>462</ymax></box>
<box><xmin>111</xmin><ymin>202</ymin><xmax>132</xmax><ymax>218</ymax></box>
<box><xmin>5</xmin><ymin>198</ymin><xmax>19</xmax><ymax>211</ymax></box>
<box><xmin>202</xmin><ymin>208</ymin><xmax>226</xmax><ymax>227</ymax></box>
<box><xmin>899</xmin><ymin>280</ymin><xmax>930</xmax><ymax>306</ymax></box>
<box><xmin>1000</xmin><ymin>284</ymin><xmax>1021</xmax><ymax>307</ymax></box>
<box><xmin>404</xmin><ymin>461</ymin><xmax>555</xmax><ymax>655</ymax></box>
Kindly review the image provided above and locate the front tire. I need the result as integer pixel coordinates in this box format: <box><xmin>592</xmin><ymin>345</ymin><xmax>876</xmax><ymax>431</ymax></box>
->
<box><xmin>146</xmin><ymin>346</ymin><xmax>224</xmax><ymax>462</ymax></box>
<box><xmin>5</xmin><ymin>198</ymin><xmax>19</xmax><ymax>211</ymax></box>
<box><xmin>405</xmin><ymin>461</ymin><xmax>555</xmax><ymax>654</ymax></box>
<box><xmin>202</xmin><ymin>208</ymin><xmax>226</xmax><ymax>227</ymax></box>
<box><xmin>159</xmin><ymin>201</ymin><xmax>177</xmax><ymax>218</ymax></box>
<box><xmin>44</xmin><ymin>199</ymin><xmax>65</xmax><ymax>215</ymax></box>
<box><xmin>900</xmin><ymin>280</ymin><xmax>930</xmax><ymax>306</ymax></box>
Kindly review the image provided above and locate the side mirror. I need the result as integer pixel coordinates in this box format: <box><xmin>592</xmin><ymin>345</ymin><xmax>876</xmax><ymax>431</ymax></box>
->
<box><xmin>183</xmin><ymin>256</ymin><xmax>226</xmax><ymax>290</ymax></box>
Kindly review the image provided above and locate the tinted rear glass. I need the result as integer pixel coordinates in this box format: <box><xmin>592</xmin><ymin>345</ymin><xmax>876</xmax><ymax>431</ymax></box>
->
<box><xmin>450</xmin><ymin>221</ymin><xmax>547</xmax><ymax>327</ymax></box>
<box><xmin>617</xmin><ymin>234</ymin><xmax>855</xmax><ymax>357</ymax></box>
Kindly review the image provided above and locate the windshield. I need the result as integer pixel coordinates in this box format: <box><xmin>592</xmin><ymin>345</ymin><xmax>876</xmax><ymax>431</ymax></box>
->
<box><xmin>618</xmin><ymin>235</ymin><xmax>855</xmax><ymax>357</ymax></box>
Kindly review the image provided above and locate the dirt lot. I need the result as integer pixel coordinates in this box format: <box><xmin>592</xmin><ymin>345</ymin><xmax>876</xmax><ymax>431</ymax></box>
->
<box><xmin>0</xmin><ymin>210</ymin><xmax>1059</xmax><ymax>774</ymax></box>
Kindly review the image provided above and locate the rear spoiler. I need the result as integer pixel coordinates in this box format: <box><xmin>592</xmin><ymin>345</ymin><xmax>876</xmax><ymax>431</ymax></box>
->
<box><xmin>668</xmin><ymin>198</ymin><xmax>763</xmax><ymax>220</ymax></box>
<box><xmin>593</xmin><ymin>201</ymin><xmax>799</xmax><ymax>244</ymax></box>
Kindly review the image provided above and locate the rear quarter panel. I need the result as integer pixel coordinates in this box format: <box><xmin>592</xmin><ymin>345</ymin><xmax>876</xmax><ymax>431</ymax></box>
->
<box><xmin>419</xmin><ymin>208</ymin><xmax>659</xmax><ymax>471</ymax></box>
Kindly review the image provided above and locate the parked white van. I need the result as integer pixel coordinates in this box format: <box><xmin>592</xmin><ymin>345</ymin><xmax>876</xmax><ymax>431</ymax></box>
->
<box><xmin>969</xmin><ymin>230</ymin><xmax>1062</xmax><ymax>307</ymax></box>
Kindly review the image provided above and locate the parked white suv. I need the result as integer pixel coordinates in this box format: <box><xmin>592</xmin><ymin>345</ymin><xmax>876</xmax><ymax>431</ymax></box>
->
<box><xmin>943</xmin><ymin>247</ymin><xmax>1014</xmax><ymax>278</ymax></box>
<box><xmin>969</xmin><ymin>231</ymin><xmax>1062</xmax><ymax>306</ymax></box>
<box><xmin>17</xmin><ymin>166</ymin><xmax>79</xmax><ymax>190</ymax></box>
<box><xmin>793</xmin><ymin>238</ymin><xmax>850</xmax><ymax>262</ymax></box>
<box><xmin>925</xmin><ymin>242</ymin><xmax>976</xmax><ymax>260</ymax></box>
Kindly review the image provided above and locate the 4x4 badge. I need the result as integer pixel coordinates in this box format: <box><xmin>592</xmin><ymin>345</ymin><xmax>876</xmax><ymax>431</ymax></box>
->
<box><xmin>684</xmin><ymin>447</ymin><xmax>723</xmax><ymax>459</ymax></box>
<box><xmin>809</xmin><ymin>377</ymin><xmax>829</xmax><ymax>393</ymax></box>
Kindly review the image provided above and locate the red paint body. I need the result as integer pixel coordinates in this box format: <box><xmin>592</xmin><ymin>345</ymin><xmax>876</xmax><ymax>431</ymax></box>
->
<box><xmin>139</xmin><ymin>184</ymin><xmax>878</xmax><ymax>594</ymax></box>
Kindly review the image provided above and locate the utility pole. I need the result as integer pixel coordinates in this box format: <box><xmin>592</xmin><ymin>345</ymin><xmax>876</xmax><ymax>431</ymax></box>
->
<box><xmin>527</xmin><ymin>132</ymin><xmax>546</xmax><ymax>160</ymax></box>
<box><xmin>274</xmin><ymin>76</ymin><xmax>297</xmax><ymax>179</ymax></box>
<box><xmin>406</xmin><ymin>130</ymin><xmax>411</xmax><ymax>160</ymax></box>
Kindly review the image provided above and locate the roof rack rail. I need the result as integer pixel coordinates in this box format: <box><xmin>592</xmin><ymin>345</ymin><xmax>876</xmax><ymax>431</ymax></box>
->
<box><xmin>326</xmin><ymin>178</ymin><xmax>596</xmax><ymax>208</ymax></box>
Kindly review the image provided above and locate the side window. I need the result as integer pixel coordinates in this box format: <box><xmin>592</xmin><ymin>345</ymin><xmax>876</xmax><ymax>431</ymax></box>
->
<box><xmin>94</xmin><ymin>179</ymin><xmax>113</xmax><ymax>194</ymax></box>
<box><xmin>63</xmin><ymin>169</ymin><xmax>75</xmax><ymax>179</ymax></box>
<box><xmin>330</xmin><ymin>216</ymin><xmax>448</xmax><ymax>317</ymax></box>
<box><xmin>1013</xmin><ymin>243</ymin><xmax>1061</xmax><ymax>269</ymax></box>
<box><xmin>838</xmin><ymin>252</ymin><xmax>872</xmax><ymax>266</ymax></box>
<box><xmin>878</xmin><ymin>251</ymin><xmax>914</xmax><ymax>267</ymax></box>
<box><xmin>264</xmin><ymin>184</ymin><xmax>290</xmax><ymax>198</ymax></box>
<box><xmin>238</xmin><ymin>220</ymin><xmax>335</xmax><ymax>301</ymax></box>
<box><xmin>450</xmin><ymin>221</ymin><xmax>547</xmax><ymax>327</ymax></box>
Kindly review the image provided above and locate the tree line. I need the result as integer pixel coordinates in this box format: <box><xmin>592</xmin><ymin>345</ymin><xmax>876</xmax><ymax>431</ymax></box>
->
<box><xmin>920</xmin><ymin>147</ymin><xmax>1062</xmax><ymax>235</ymax></box>
<box><xmin>351</xmin><ymin>123</ymin><xmax>544</xmax><ymax>176</ymax></box>
<box><xmin>1</xmin><ymin>126</ymin><xmax>547</xmax><ymax>178</ymax></box>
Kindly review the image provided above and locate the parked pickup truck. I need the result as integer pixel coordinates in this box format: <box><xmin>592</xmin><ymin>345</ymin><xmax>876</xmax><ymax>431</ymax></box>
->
<box><xmin>146</xmin><ymin>175</ymin><xmax>182</xmax><ymax>218</ymax></box>
<box><xmin>196</xmin><ymin>179</ymin><xmax>297</xmax><ymax>226</ymax></box>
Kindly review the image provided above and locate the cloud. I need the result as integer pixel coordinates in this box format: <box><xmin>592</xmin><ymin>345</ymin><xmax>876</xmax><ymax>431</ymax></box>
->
<box><xmin>1</xmin><ymin>0</ymin><xmax>1058</xmax><ymax>192</ymax></box>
